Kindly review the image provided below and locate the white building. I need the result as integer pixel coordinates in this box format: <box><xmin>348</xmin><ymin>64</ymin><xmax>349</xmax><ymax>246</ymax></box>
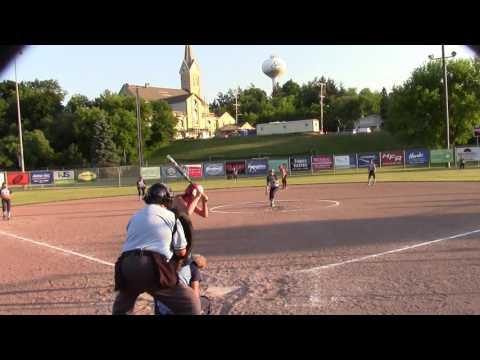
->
<box><xmin>354</xmin><ymin>114</ymin><xmax>383</xmax><ymax>131</ymax></box>
<box><xmin>256</xmin><ymin>119</ymin><xmax>320</xmax><ymax>136</ymax></box>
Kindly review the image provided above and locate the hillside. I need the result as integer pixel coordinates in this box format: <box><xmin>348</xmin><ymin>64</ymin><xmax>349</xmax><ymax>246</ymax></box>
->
<box><xmin>146</xmin><ymin>131</ymin><xmax>421</xmax><ymax>164</ymax></box>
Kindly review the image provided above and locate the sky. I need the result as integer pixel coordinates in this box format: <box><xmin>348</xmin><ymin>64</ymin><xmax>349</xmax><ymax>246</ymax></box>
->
<box><xmin>0</xmin><ymin>45</ymin><xmax>476</xmax><ymax>104</ymax></box>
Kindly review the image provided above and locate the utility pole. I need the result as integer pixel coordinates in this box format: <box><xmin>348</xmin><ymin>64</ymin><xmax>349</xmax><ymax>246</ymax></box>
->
<box><xmin>234</xmin><ymin>87</ymin><xmax>240</xmax><ymax>125</ymax></box>
<box><xmin>319</xmin><ymin>82</ymin><xmax>326</xmax><ymax>134</ymax></box>
<box><xmin>14</xmin><ymin>57</ymin><xmax>25</xmax><ymax>172</ymax></box>
<box><xmin>135</xmin><ymin>87</ymin><xmax>143</xmax><ymax>174</ymax></box>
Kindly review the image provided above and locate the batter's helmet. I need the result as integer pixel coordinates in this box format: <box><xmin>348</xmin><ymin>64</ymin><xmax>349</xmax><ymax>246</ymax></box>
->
<box><xmin>144</xmin><ymin>183</ymin><xmax>173</xmax><ymax>206</ymax></box>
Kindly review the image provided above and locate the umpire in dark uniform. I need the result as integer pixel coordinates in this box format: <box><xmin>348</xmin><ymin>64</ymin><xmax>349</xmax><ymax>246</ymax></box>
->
<box><xmin>112</xmin><ymin>183</ymin><xmax>201</xmax><ymax>315</ymax></box>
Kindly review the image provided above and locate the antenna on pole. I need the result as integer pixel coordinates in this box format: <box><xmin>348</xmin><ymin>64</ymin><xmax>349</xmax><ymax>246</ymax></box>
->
<box><xmin>319</xmin><ymin>82</ymin><xmax>326</xmax><ymax>134</ymax></box>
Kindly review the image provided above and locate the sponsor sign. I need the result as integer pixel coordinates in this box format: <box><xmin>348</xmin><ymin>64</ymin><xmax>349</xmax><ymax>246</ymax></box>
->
<box><xmin>54</xmin><ymin>170</ymin><xmax>75</xmax><ymax>184</ymax></box>
<box><xmin>203</xmin><ymin>162</ymin><xmax>225</xmax><ymax>177</ymax></box>
<box><xmin>161</xmin><ymin>164</ymin><xmax>187</xmax><ymax>180</ymax></box>
<box><xmin>430</xmin><ymin>149</ymin><xmax>454</xmax><ymax>164</ymax></box>
<box><xmin>268</xmin><ymin>159</ymin><xmax>289</xmax><ymax>174</ymax></box>
<box><xmin>475</xmin><ymin>128</ymin><xmax>480</xmax><ymax>137</ymax></box>
<box><xmin>455</xmin><ymin>147</ymin><xmax>480</xmax><ymax>162</ymax></box>
<box><xmin>357</xmin><ymin>153</ymin><xmax>380</xmax><ymax>168</ymax></box>
<box><xmin>246</xmin><ymin>159</ymin><xmax>269</xmax><ymax>176</ymax></box>
<box><xmin>290</xmin><ymin>156</ymin><xmax>311</xmax><ymax>172</ymax></box>
<box><xmin>186</xmin><ymin>164</ymin><xmax>203</xmax><ymax>178</ymax></box>
<box><xmin>30</xmin><ymin>171</ymin><xmax>54</xmax><ymax>185</ymax></box>
<box><xmin>334</xmin><ymin>155</ymin><xmax>356</xmax><ymax>169</ymax></box>
<box><xmin>405</xmin><ymin>149</ymin><xmax>429</xmax><ymax>166</ymax></box>
<box><xmin>140</xmin><ymin>167</ymin><xmax>161</xmax><ymax>180</ymax></box>
<box><xmin>381</xmin><ymin>151</ymin><xmax>404</xmax><ymax>166</ymax></box>
<box><xmin>77</xmin><ymin>171</ymin><xmax>97</xmax><ymax>182</ymax></box>
<box><xmin>7</xmin><ymin>171</ymin><xmax>29</xmax><ymax>185</ymax></box>
<box><xmin>311</xmin><ymin>155</ymin><xmax>333</xmax><ymax>170</ymax></box>
<box><xmin>0</xmin><ymin>172</ymin><xmax>5</xmax><ymax>185</ymax></box>
<box><xmin>225</xmin><ymin>161</ymin><xmax>246</xmax><ymax>176</ymax></box>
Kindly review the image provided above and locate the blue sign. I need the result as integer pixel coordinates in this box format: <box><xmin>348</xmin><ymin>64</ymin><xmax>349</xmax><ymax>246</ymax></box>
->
<box><xmin>30</xmin><ymin>171</ymin><xmax>54</xmax><ymax>185</ymax></box>
<box><xmin>160</xmin><ymin>165</ymin><xmax>186</xmax><ymax>180</ymax></box>
<box><xmin>405</xmin><ymin>149</ymin><xmax>429</xmax><ymax>166</ymax></box>
<box><xmin>246</xmin><ymin>159</ymin><xmax>269</xmax><ymax>176</ymax></box>
<box><xmin>357</xmin><ymin>153</ymin><xmax>380</xmax><ymax>168</ymax></box>
<box><xmin>290</xmin><ymin>156</ymin><xmax>311</xmax><ymax>171</ymax></box>
<box><xmin>203</xmin><ymin>162</ymin><xmax>225</xmax><ymax>177</ymax></box>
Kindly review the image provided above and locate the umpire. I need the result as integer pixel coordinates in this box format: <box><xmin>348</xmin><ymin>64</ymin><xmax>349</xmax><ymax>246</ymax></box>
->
<box><xmin>112</xmin><ymin>183</ymin><xmax>201</xmax><ymax>315</ymax></box>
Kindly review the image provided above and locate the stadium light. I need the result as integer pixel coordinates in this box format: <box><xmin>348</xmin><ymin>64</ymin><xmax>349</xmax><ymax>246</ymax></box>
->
<box><xmin>427</xmin><ymin>45</ymin><xmax>457</xmax><ymax>167</ymax></box>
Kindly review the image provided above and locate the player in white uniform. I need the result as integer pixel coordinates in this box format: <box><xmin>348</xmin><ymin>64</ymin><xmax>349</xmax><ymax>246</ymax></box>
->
<box><xmin>1</xmin><ymin>183</ymin><xmax>12</xmax><ymax>220</ymax></box>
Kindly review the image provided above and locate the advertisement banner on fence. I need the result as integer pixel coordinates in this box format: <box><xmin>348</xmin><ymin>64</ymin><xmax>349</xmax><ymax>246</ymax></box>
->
<box><xmin>358</xmin><ymin>153</ymin><xmax>380</xmax><ymax>168</ymax></box>
<box><xmin>161</xmin><ymin>164</ymin><xmax>187</xmax><ymax>180</ymax></box>
<box><xmin>405</xmin><ymin>149</ymin><xmax>430</xmax><ymax>166</ymax></box>
<box><xmin>203</xmin><ymin>162</ymin><xmax>225</xmax><ymax>177</ymax></box>
<box><xmin>0</xmin><ymin>172</ymin><xmax>5</xmax><ymax>185</ymax></box>
<box><xmin>30</xmin><ymin>171</ymin><xmax>54</xmax><ymax>185</ymax></box>
<box><xmin>246</xmin><ymin>159</ymin><xmax>269</xmax><ymax>176</ymax></box>
<box><xmin>54</xmin><ymin>170</ymin><xmax>75</xmax><ymax>184</ymax></box>
<box><xmin>268</xmin><ymin>159</ymin><xmax>289</xmax><ymax>174</ymax></box>
<box><xmin>140</xmin><ymin>167</ymin><xmax>161</xmax><ymax>180</ymax></box>
<box><xmin>455</xmin><ymin>147</ymin><xmax>480</xmax><ymax>162</ymax></box>
<box><xmin>430</xmin><ymin>149</ymin><xmax>454</xmax><ymax>164</ymax></box>
<box><xmin>334</xmin><ymin>155</ymin><xmax>356</xmax><ymax>169</ymax></box>
<box><xmin>225</xmin><ymin>161</ymin><xmax>246</xmax><ymax>176</ymax></box>
<box><xmin>311</xmin><ymin>155</ymin><xmax>333</xmax><ymax>170</ymax></box>
<box><xmin>186</xmin><ymin>164</ymin><xmax>203</xmax><ymax>178</ymax></box>
<box><xmin>290</xmin><ymin>156</ymin><xmax>311</xmax><ymax>171</ymax></box>
<box><xmin>7</xmin><ymin>171</ymin><xmax>29</xmax><ymax>185</ymax></box>
<box><xmin>381</xmin><ymin>151</ymin><xmax>404</xmax><ymax>166</ymax></box>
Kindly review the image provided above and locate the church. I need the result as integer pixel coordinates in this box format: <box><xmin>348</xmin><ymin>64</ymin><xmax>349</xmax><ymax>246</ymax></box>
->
<box><xmin>119</xmin><ymin>45</ymin><xmax>235</xmax><ymax>139</ymax></box>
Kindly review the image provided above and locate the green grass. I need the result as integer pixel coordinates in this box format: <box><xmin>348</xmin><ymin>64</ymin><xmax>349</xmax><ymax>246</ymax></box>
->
<box><xmin>147</xmin><ymin>131</ymin><xmax>419</xmax><ymax>163</ymax></box>
<box><xmin>12</xmin><ymin>167</ymin><xmax>480</xmax><ymax>206</ymax></box>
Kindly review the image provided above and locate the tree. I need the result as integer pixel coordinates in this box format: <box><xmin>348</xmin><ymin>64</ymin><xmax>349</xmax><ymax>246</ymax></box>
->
<box><xmin>386</xmin><ymin>58</ymin><xmax>480</xmax><ymax>147</ymax></box>
<box><xmin>65</xmin><ymin>94</ymin><xmax>92</xmax><ymax>113</ymax></box>
<box><xmin>23</xmin><ymin>129</ymin><xmax>55</xmax><ymax>169</ymax></box>
<box><xmin>0</xmin><ymin>135</ymin><xmax>20</xmax><ymax>169</ymax></box>
<box><xmin>147</xmin><ymin>100</ymin><xmax>178</xmax><ymax>148</ymax></box>
<box><xmin>91</xmin><ymin>116</ymin><xmax>119</xmax><ymax>167</ymax></box>
<box><xmin>379</xmin><ymin>87</ymin><xmax>389</xmax><ymax>122</ymax></box>
<box><xmin>57</xmin><ymin>143</ymin><xmax>86</xmax><ymax>167</ymax></box>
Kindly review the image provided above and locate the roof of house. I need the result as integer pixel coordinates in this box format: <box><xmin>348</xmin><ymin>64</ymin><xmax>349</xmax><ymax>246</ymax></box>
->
<box><xmin>121</xmin><ymin>84</ymin><xmax>189</xmax><ymax>101</ymax></box>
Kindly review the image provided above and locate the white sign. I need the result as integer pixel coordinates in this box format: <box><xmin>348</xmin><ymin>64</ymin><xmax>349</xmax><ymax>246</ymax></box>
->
<box><xmin>53</xmin><ymin>170</ymin><xmax>75</xmax><ymax>184</ymax></box>
<box><xmin>334</xmin><ymin>155</ymin><xmax>351</xmax><ymax>169</ymax></box>
<box><xmin>456</xmin><ymin>147</ymin><xmax>480</xmax><ymax>162</ymax></box>
<box><xmin>140</xmin><ymin>167</ymin><xmax>161</xmax><ymax>180</ymax></box>
<box><xmin>0</xmin><ymin>172</ymin><xmax>5</xmax><ymax>185</ymax></box>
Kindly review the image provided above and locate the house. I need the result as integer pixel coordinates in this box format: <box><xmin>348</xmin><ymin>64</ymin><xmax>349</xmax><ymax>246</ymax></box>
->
<box><xmin>354</xmin><ymin>114</ymin><xmax>384</xmax><ymax>131</ymax></box>
<box><xmin>256</xmin><ymin>119</ymin><xmax>320</xmax><ymax>136</ymax></box>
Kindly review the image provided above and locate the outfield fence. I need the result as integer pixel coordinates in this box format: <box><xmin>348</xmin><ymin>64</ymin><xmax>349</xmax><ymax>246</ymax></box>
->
<box><xmin>2</xmin><ymin>146</ymin><xmax>480</xmax><ymax>189</ymax></box>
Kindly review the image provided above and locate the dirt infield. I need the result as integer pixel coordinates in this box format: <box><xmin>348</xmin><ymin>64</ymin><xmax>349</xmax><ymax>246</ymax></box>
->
<box><xmin>1</xmin><ymin>182</ymin><xmax>480</xmax><ymax>314</ymax></box>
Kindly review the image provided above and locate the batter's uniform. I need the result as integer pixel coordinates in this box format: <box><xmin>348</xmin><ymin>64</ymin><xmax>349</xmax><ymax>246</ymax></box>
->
<box><xmin>112</xmin><ymin>204</ymin><xmax>201</xmax><ymax>315</ymax></box>
<box><xmin>266</xmin><ymin>173</ymin><xmax>280</xmax><ymax>205</ymax></box>
<box><xmin>1</xmin><ymin>187</ymin><xmax>12</xmax><ymax>219</ymax></box>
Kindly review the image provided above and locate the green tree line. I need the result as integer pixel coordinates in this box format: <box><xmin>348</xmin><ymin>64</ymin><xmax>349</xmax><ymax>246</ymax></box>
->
<box><xmin>0</xmin><ymin>81</ymin><xmax>178</xmax><ymax>170</ymax></box>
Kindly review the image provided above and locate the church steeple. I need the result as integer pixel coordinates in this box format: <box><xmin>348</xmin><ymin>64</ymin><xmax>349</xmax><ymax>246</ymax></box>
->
<box><xmin>180</xmin><ymin>45</ymin><xmax>201</xmax><ymax>97</ymax></box>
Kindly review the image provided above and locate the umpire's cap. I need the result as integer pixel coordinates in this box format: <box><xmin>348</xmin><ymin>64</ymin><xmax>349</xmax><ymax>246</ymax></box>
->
<box><xmin>143</xmin><ymin>183</ymin><xmax>173</xmax><ymax>206</ymax></box>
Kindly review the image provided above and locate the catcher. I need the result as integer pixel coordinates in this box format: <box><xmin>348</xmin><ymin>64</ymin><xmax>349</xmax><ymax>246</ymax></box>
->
<box><xmin>1</xmin><ymin>182</ymin><xmax>12</xmax><ymax>220</ymax></box>
<box><xmin>171</xmin><ymin>183</ymin><xmax>209</xmax><ymax>218</ymax></box>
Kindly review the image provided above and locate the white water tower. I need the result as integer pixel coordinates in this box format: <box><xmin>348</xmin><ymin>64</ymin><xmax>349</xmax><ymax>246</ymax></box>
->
<box><xmin>262</xmin><ymin>55</ymin><xmax>287</xmax><ymax>94</ymax></box>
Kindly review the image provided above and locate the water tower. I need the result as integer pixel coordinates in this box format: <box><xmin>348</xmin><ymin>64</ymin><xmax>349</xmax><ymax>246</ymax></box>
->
<box><xmin>262</xmin><ymin>55</ymin><xmax>287</xmax><ymax>94</ymax></box>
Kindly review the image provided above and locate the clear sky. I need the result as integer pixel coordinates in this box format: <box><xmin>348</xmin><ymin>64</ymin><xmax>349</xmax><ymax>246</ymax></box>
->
<box><xmin>0</xmin><ymin>45</ymin><xmax>476</xmax><ymax>104</ymax></box>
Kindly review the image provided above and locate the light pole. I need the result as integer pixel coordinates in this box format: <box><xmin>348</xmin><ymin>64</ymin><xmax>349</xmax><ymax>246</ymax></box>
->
<box><xmin>428</xmin><ymin>45</ymin><xmax>456</xmax><ymax>167</ymax></box>
<box><xmin>319</xmin><ymin>82</ymin><xmax>326</xmax><ymax>134</ymax></box>
<box><xmin>14</xmin><ymin>57</ymin><xmax>25</xmax><ymax>172</ymax></box>
<box><xmin>134</xmin><ymin>86</ymin><xmax>144</xmax><ymax>173</ymax></box>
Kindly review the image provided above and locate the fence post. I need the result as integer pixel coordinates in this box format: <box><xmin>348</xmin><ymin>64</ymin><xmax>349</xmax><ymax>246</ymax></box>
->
<box><xmin>118</xmin><ymin>167</ymin><xmax>121</xmax><ymax>187</ymax></box>
<box><xmin>403</xmin><ymin>150</ymin><xmax>406</xmax><ymax>169</ymax></box>
<box><xmin>333</xmin><ymin>154</ymin><xmax>336</xmax><ymax>175</ymax></box>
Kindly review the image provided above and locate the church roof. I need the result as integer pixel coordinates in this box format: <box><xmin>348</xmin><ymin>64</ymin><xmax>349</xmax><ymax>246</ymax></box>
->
<box><xmin>184</xmin><ymin>45</ymin><xmax>195</xmax><ymax>67</ymax></box>
<box><xmin>121</xmin><ymin>84</ymin><xmax>189</xmax><ymax>102</ymax></box>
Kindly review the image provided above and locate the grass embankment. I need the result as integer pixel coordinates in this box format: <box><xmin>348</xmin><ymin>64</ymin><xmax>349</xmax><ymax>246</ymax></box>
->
<box><xmin>147</xmin><ymin>131</ymin><xmax>418</xmax><ymax>163</ymax></box>
<box><xmin>12</xmin><ymin>167</ymin><xmax>480</xmax><ymax>206</ymax></box>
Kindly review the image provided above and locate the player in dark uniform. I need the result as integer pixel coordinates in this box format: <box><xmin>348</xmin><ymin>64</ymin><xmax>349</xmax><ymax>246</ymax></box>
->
<box><xmin>265</xmin><ymin>169</ymin><xmax>280</xmax><ymax>207</ymax></box>
<box><xmin>136</xmin><ymin>176</ymin><xmax>147</xmax><ymax>200</ymax></box>
<box><xmin>367</xmin><ymin>159</ymin><xmax>376</xmax><ymax>186</ymax></box>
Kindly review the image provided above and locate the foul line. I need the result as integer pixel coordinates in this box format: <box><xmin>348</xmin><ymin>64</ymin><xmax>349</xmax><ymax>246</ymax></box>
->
<box><xmin>298</xmin><ymin>228</ymin><xmax>480</xmax><ymax>274</ymax></box>
<box><xmin>0</xmin><ymin>230</ymin><xmax>114</xmax><ymax>267</ymax></box>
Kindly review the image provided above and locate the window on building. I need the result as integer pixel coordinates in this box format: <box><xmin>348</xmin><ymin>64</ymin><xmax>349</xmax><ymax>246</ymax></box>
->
<box><xmin>305</xmin><ymin>123</ymin><xmax>308</xmax><ymax>127</ymax></box>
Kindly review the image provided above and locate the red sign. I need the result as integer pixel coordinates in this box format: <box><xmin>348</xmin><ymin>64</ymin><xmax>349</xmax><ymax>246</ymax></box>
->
<box><xmin>7</xmin><ymin>171</ymin><xmax>30</xmax><ymax>185</ymax></box>
<box><xmin>475</xmin><ymin>128</ymin><xmax>480</xmax><ymax>137</ymax></box>
<box><xmin>381</xmin><ymin>151</ymin><xmax>404</xmax><ymax>166</ymax></box>
<box><xmin>225</xmin><ymin>161</ymin><xmax>246</xmax><ymax>175</ymax></box>
<box><xmin>186</xmin><ymin>164</ymin><xmax>203</xmax><ymax>178</ymax></box>
<box><xmin>311</xmin><ymin>155</ymin><xmax>333</xmax><ymax>170</ymax></box>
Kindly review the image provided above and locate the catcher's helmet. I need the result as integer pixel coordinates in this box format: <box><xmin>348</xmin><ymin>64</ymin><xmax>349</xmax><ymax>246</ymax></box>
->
<box><xmin>144</xmin><ymin>183</ymin><xmax>173</xmax><ymax>206</ymax></box>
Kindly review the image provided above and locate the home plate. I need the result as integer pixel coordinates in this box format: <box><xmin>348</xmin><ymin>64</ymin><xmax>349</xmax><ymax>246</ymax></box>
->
<box><xmin>205</xmin><ymin>286</ymin><xmax>241</xmax><ymax>298</ymax></box>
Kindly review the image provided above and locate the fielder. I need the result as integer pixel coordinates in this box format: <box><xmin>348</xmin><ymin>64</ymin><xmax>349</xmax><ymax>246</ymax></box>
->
<box><xmin>1</xmin><ymin>182</ymin><xmax>12</xmax><ymax>220</ymax></box>
<box><xmin>279</xmin><ymin>163</ymin><xmax>288</xmax><ymax>190</ymax></box>
<box><xmin>136</xmin><ymin>176</ymin><xmax>147</xmax><ymax>200</ymax></box>
<box><xmin>367</xmin><ymin>159</ymin><xmax>376</xmax><ymax>186</ymax></box>
<box><xmin>265</xmin><ymin>169</ymin><xmax>280</xmax><ymax>207</ymax></box>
